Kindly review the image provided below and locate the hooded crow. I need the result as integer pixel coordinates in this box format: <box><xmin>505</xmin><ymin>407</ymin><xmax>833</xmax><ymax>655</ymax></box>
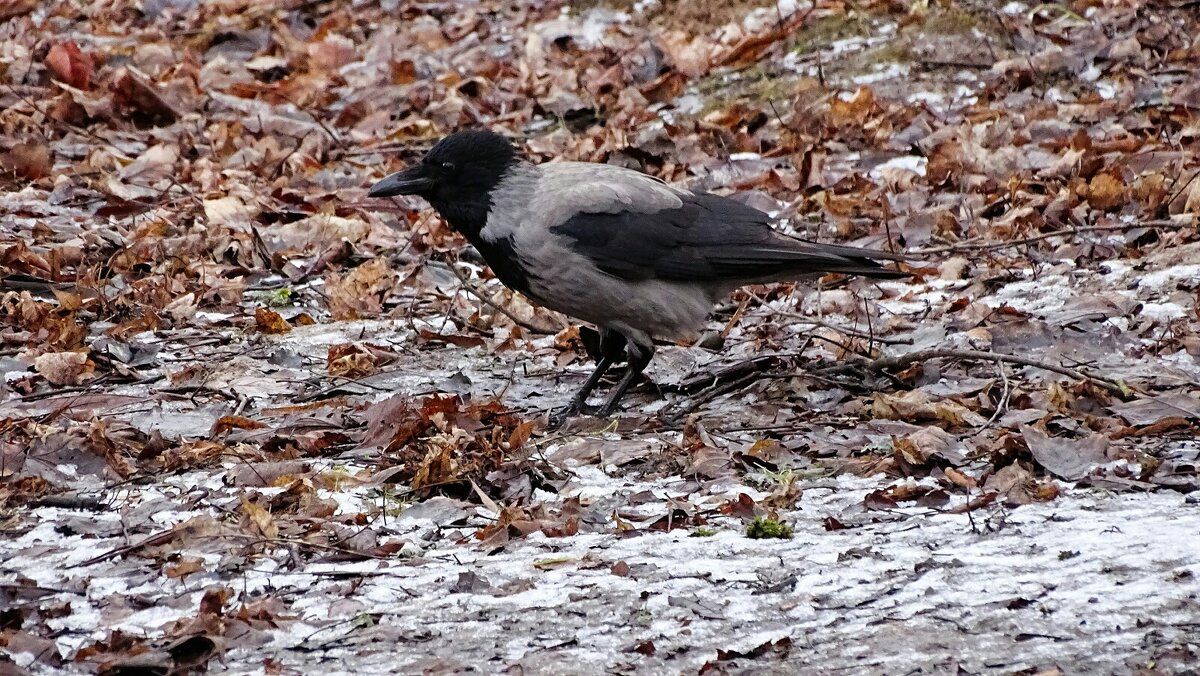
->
<box><xmin>368</xmin><ymin>130</ymin><xmax>904</xmax><ymax>420</ymax></box>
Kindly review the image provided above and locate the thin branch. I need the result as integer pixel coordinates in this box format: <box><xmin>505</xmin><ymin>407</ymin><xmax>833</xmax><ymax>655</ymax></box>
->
<box><xmin>745</xmin><ymin>289</ymin><xmax>913</xmax><ymax>345</ymax></box>
<box><xmin>909</xmin><ymin>220</ymin><xmax>1193</xmax><ymax>256</ymax></box>
<box><xmin>981</xmin><ymin>360</ymin><xmax>1012</xmax><ymax>430</ymax></box>
<box><xmin>446</xmin><ymin>263</ymin><xmax>563</xmax><ymax>335</ymax></box>
<box><xmin>859</xmin><ymin>348</ymin><xmax>1130</xmax><ymax>397</ymax></box>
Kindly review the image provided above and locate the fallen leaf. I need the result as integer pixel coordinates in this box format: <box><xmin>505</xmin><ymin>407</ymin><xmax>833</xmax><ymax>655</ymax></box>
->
<box><xmin>165</xmin><ymin>557</ymin><xmax>205</xmax><ymax>579</ymax></box>
<box><xmin>1110</xmin><ymin>394</ymin><xmax>1200</xmax><ymax>426</ymax></box>
<box><xmin>0</xmin><ymin>142</ymin><xmax>52</xmax><ymax>179</ymax></box>
<box><xmin>46</xmin><ymin>41</ymin><xmax>94</xmax><ymax>89</ymax></box>
<box><xmin>984</xmin><ymin>463</ymin><xmax>1060</xmax><ymax>505</ymax></box>
<box><xmin>326</xmin><ymin>258</ymin><xmax>396</xmax><ymax>320</ymax></box>
<box><xmin>34</xmin><ymin>351</ymin><xmax>95</xmax><ymax>385</ymax></box>
<box><xmin>871</xmin><ymin>390</ymin><xmax>987</xmax><ymax>427</ymax></box>
<box><xmin>1085</xmin><ymin>171</ymin><xmax>1127</xmax><ymax>211</ymax></box>
<box><xmin>240</xmin><ymin>498</ymin><xmax>278</xmax><ymax>539</ymax></box>
<box><xmin>110</xmin><ymin>67</ymin><xmax>180</xmax><ymax>123</ymax></box>
<box><xmin>1020</xmin><ymin>425</ymin><xmax>1108</xmax><ymax>481</ymax></box>
<box><xmin>254</xmin><ymin>307</ymin><xmax>291</xmax><ymax>334</ymax></box>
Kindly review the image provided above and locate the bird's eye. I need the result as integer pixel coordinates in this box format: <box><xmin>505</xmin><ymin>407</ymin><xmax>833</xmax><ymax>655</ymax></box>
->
<box><xmin>441</xmin><ymin>161</ymin><xmax>455</xmax><ymax>172</ymax></box>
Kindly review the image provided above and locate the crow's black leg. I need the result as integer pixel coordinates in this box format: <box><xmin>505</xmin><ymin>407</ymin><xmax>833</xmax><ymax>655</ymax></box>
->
<box><xmin>550</xmin><ymin>329</ymin><xmax>626</xmax><ymax>425</ymax></box>
<box><xmin>597</xmin><ymin>338</ymin><xmax>654</xmax><ymax>416</ymax></box>
<box><xmin>596</xmin><ymin>328</ymin><xmax>628</xmax><ymax>363</ymax></box>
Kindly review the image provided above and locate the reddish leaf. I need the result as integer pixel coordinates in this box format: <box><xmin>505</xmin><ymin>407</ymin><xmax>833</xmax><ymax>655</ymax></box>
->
<box><xmin>45</xmin><ymin>41</ymin><xmax>94</xmax><ymax>89</ymax></box>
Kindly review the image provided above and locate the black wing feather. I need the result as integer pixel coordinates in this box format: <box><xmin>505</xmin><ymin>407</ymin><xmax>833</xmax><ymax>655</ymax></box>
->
<box><xmin>551</xmin><ymin>192</ymin><xmax>904</xmax><ymax>283</ymax></box>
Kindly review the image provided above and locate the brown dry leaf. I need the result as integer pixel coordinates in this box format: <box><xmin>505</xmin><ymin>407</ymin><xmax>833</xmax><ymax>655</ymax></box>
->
<box><xmin>165</xmin><ymin>557</ymin><xmax>205</xmax><ymax>580</ymax></box>
<box><xmin>34</xmin><ymin>351</ymin><xmax>95</xmax><ymax>385</ymax></box>
<box><xmin>240</xmin><ymin>497</ymin><xmax>278</xmax><ymax>540</ymax></box>
<box><xmin>51</xmin><ymin>288</ymin><xmax>83</xmax><ymax>311</ymax></box>
<box><xmin>308</xmin><ymin>34</ymin><xmax>358</xmax><ymax>72</ymax></box>
<box><xmin>0</xmin><ymin>142</ymin><xmax>52</xmax><ymax>179</ymax></box>
<box><xmin>0</xmin><ymin>0</ymin><xmax>35</xmax><ymax>21</ymax></box>
<box><xmin>359</xmin><ymin>394</ymin><xmax>429</xmax><ymax>452</ymax></box>
<box><xmin>1020</xmin><ymin>425</ymin><xmax>1108</xmax><ymax>481</ymax></box>
<box><xmin>118</xmin><ymin>143</ymin><xmax>178</xmax><ymax>185</ymax></box>
<box><xmin>210</xmin><ymin>416</ymin><xmax>268</xmax><ymax>437</ymax></box>
<box><xmin>327</xmin><ymin>342</ymin><xmax>398</xmax><ymax>378</ymax></box>
<box><xmin>417</xmin><ymin>328</ymin><xmax>485</xmax><ymax>348</ymax></box>
<box><xmin>1175</xmin><ymin>179</ymin><xmax>1200</xmax><ymax>215</ymax></box>
<box><xmin>891</xmin><ymin>436</ymin><xmax>927</xmax><ymax>469</ymax></box>
<box><xmin>508</xmin><ymin>420</ymin><xmax>535</xmax><ymax>450</ymax></box>
<box><xmin>871</xmin><ymin>390</ymin><xmax>987</xmax><ymax>427</ymax></box>
<box><xmin>326</xmin><ymin>258</ymin><xmax>396</xmax><ymax>320</ymax></box>
<box><xmin>716</xmin><ymin>14</ymin><xmax>803</xmax><ymax>68</ymax></box>
<box><xmin>640</xmin><ymin>71</ymin><xmax>687</xmax><ymax>104</ymax></box>
<box><xmin>254</xmin><ymin>307</ymin><xmax>291</xmax><ymax>334</ymax></box>
<box><xmin>1084</xmin><ymin>171</ymin><xmax>1127</xmax><ymax>211</ymax></box>
<box><xmin>828</xmin><ymin>87</ymin><xmax>878</xmax><ymax>127</ymax></box>
<box><xmin>984</xmin><ymin>463</ymin><xmax>1060</xmax><ymax>505</ymax></box>
<box><xmin>46</xmin><ymin>41</ymin><xmax>95</xmax><ymax>90</ymax></box>
<box><xmin>943</xmin><ymin>466</ymin><xmax>978</xmax><ymax>490</ymax></box>
<box><xmin>328</xmin><ymin>350</ymin><xmax>375</xmax><ymax>377</ymax></box>
<box><xmin>110</xmin><ymin>67</ymin><xmax>180</xmax><ymax>123</ymax></box>
<box><xmin>1110</xmin><ymin>393</ymin><xmax>1200</xmax><ymax>426</ymax></box>
<box><xmin>203</xmin><ymin>196</ymin><xmax>257</xmax><ymax>228</ymax></box>
<box><xmin>684</xmin><ymin>445</ymin><xmax>734</xmax><ymax>479</ymax></box>
<box><xmin>410</xmin><ymin>439</ymin><xmax>457</xmax><ymax>490</ymax></box>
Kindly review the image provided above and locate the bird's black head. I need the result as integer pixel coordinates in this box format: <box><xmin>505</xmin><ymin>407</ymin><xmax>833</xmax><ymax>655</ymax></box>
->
<box><xmin>367</xmin><ymin>130</ymin><xmax>519</xmax><ymax>233</ymax></box>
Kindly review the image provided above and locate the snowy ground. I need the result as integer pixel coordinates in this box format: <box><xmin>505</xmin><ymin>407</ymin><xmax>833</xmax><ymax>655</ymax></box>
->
<box><xmin>7</xmin><ymin>469</ymin><xmax>1200</xmax><ymax>674</ymax></box>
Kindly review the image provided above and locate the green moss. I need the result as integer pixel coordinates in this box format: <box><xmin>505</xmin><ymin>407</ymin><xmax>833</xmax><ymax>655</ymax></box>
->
<box><xmin>247</xmin><ymin>287</ymin><xmax>293</xmax><ymax>307</ymax></box>
<box><xmin>846</xmin><ymin>40</ymin><xmax>915</xmax><ymax>72</ymax></box>
<box><xmin>694</xmin><ymin>63</ymin><xmax>801</xmax><ymax>116</ymax></box>
<box><xmin>691</xmin><ymin>526</ymin><xmax>718</xmax><ymax>537</ymax></box>
<box><xmin>791</xmin><ymin>12</ymin><xmax>871</xmax><ymax>56</ymax></box>
<box><xmin>911</xmin><ymin>4</ymin><xmax>981</xmax><ymax>33</ymax></box>
<box><xmin>746</xmin><ymin>517</ymin><xmax>794</xmax><ymax>539</ymax></box>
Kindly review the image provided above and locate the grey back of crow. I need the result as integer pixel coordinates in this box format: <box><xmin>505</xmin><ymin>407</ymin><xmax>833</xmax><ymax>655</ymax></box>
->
<box><xmin>367</xmin><ymin>130</ymin><xmax>904</xmax><ymax>421</ymax></box>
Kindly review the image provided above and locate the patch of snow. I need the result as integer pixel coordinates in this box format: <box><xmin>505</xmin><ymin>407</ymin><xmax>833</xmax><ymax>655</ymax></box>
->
<box><xmin>852</xmin><ymin>62</ymin><xmax>910</xmax><ymax>85</ymax></box>
<box><xmin>672</xmin><ymin>92</ymin><xmax>704</xmax><ymax>115</ymax></box>
<box><xmin>984</xmin><ymin>275</ymin><xmax>1075</xmax><ymax>315</ymax></box>
<box><xmin>1137</xmin><ymin>263</ymin><xmax>1200</xmax><ymax>292</ymax></box>
<box><xmin>1100</xmin><ymin>259</ymin><xmax>1132</xmax><ymax>279</ymax></box>
<box><xmin>908</xmin><ymin>90</ymin><xmax>946</xmax><ymax>106</ymax></box>
<box><xmin>869</xmin><ymin>155</ymin><xmax>928</xmax><ymax>179</ymax></box>
<box><xmin>194</xmin><ymin>311</ymin><xmax>235</xmax><ymax>323</ymax></box>
<box><xmin>776</xmin><ymin>0</ymin><xmax>802</xmax><ymax>18</ymax></box>
<box><xmin>829</xmin><ymin>36</ymin><xmax>871</xmax><ymax>56</ymax></box>
<box><xmin>1138</xmin><ymin>302</ymin><xmax>1189</xmax><ymax>323</ymax></box>
<box><xmin>1045</xmin><ymin>86</ymin><xmax>1074</xmax><ymax>104</ymax></box>
<box><xmin>875</xmin><ymin>286</ymin><xmax>954</xmax><ymax>316</ymax></box>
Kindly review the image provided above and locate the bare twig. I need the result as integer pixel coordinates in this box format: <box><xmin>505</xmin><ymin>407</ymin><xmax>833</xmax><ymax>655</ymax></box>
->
<box><xmin>745</xmin><ymin>289</ymin><xmax>913</xmax><ymax>346</ymax></box>
<box><xmin>909</xmin><ymin>220</ymin><xmax>1192</xmax><ymax>256</ymax></box>
<box><xmin>659</xmin><ymin>371</ymin><xmax>764</xmax><ymax>425</ymax></box>
<box><xmin>981</xmin><ymin>361</ymin><xmax>1012</xmax><ymax>430</ymax></box>
<box><xmin>858</xmin><ymin>348</ymin><xmax>1130</xmax><ymax>397</ymax></box>
<box><xmin>445</xmin><ymin>263</ymin><xmax>563</xmax><ymax>335</ymax></box>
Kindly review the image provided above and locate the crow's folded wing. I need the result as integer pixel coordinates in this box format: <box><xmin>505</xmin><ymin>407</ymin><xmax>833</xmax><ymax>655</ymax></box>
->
<box><xmin>549</xmin><ymin>190</ymin><xmax>905</xmax><ymax>283</ymax></box>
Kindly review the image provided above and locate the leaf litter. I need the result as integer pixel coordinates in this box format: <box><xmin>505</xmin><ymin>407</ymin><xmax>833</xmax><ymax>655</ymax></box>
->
<box><xmin>2</xmin><ymin>0</ymin><xmax>1199</xmax><ymax>673</ymax></box>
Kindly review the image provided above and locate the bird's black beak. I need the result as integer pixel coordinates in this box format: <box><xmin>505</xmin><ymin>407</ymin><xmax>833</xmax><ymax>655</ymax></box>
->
<box><xmin>367</xmin><ymin>165</ymin><xmax>434</xmax><ymax>198</ymax></box>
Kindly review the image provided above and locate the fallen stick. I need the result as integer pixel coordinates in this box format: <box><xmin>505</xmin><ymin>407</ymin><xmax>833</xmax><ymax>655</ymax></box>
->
<box><xmin>859</xmin><ymin>348</ymin><xmax>1131</xmax><ymax>397</ymax></box>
